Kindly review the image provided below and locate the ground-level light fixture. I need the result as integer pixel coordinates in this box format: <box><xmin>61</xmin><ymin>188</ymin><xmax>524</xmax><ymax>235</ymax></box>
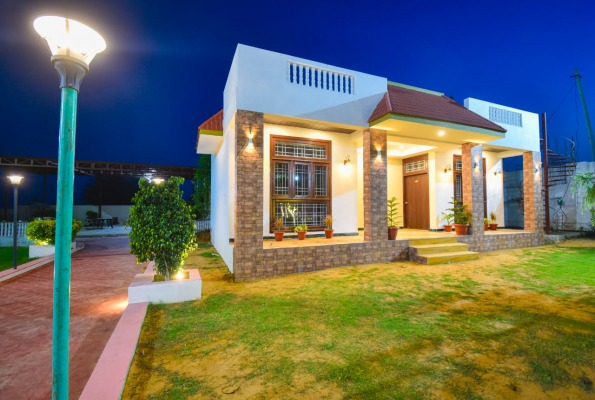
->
<box><xmin>494</xmin><ymin>169</ymin><xmax>502</xmax><ymax>176</ymax></box>
<box><xmin>344</xmin><ymin>155</ymin><xmax>352</xmax><ymax>166</ymax></box>
<box><xmin>8</xmin><ymin>175</ymin><xmax>24</xmax><ymax>270</ymax></box>
<box><xmin>34</xmin><ymin>15</ymin><xmax>106</xmax><ymax>400</ymax></box>
<box><xmin>153</xmin><ymin>178</ymin><xmax>165</xmax><ymax>184</ymax></box>
<box><xmin>176</xmin><ymin>271</ymin><xmax>184</xmax><ymax>280</ymax></box>
<box><xmin>444</xmin><ymin>165</ymin><xmax>452</xmax><ymax>174</ymax></box>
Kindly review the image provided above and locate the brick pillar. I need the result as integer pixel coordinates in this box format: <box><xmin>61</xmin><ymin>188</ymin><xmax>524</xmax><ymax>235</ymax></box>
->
<box><xmin>233</xmin><ymin>110</ymin><xmax>264</xmax><ymax>279</ymax></box>
<box><xmin>363</xmin><ymin>129</ymin><xmax>388</xmax><ymax>242</ymax></box>
<box><xmin>462</xmin><ymin>143</ymin><xmax>485</xmax><ymax>249</ymax></box>
<box><xmin>523</xmin><ymin>151</ymin><xmax>544</xmax><ymax>244</ymax></box>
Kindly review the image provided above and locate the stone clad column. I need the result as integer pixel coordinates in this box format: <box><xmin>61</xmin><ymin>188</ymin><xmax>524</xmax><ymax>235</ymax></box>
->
<box><xmin>233</xmin><ymin>110</ymin><xmax>264</xmax><ymax>279</ymax></box>
<box><xmin>462</xmin><ymin>143</ymin><xmax>485</xmax><ymax>249</ymax></box>
<box><xmin>523</xmin><ymin>151</ymin><xmax>545</xmax><ymax>244</ymax></box>
<box><xmin>363</xmin><ymin>129</ymin><xmax>388</xmax><ymax>242</ymax></box>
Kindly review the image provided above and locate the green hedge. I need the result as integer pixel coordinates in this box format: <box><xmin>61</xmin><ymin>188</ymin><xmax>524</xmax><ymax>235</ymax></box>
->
<box><xmin>26</xmin><ymin>219</ymin><xmax>84</xmax><ymax>246</ymax></box>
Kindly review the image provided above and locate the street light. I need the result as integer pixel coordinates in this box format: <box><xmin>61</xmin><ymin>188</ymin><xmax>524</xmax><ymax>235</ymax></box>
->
<box><xmin>7</xmin><ymin>176</ymin><xmax>23</xmax><ymax>270</ymax></box>
<box><xmin>34</xmin><ymin>16</ymin><xmax>106</xmax><ymax>400</ymax></box>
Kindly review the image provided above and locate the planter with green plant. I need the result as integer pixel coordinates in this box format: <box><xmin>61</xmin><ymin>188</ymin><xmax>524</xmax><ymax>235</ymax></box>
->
<box><xmin>484</xmin><ymin>218</ymin><xmax>489</xmax><ymax>231</ymax></box>
<box><xmin>26</xmin><ymin>219</ymin><xmax>84</xmax><ymax>258</ymax></box>
<box><xmin>441</xmin><ymin>211</ymin><xmax>454</xmax><ymax>232</ymax></box>
<box><xmin>387</xmin><ymin>197</ymin><xmax>402</xmax><ymax>240</ymax></box>
<box><xmin>324</xmin><ymin>215</ymin><xmax>333</xmax><ymax>238</ymax></box>
<box><xmin>445</xmin><ymin>198</ymin><xmax>472</xmax><ymax>235</ymax></box>
<box><xmin>274</xmin><ymin>218</ymin><xmax>284</xmax><ymax>241</ymax></box>
<box><xmin>127</xmin><ymin>177</ymin><xmax>197</xmax><ymax>281</ymax></box>
<box><xmin>489</xmin><ymin>211</ymin><xmax>498</xmax><ymax>230</ymax></box>
<box><xmin>294</xmin><ymin>224</ymin><xmax>308</xmax><ymax>240</ymax></box>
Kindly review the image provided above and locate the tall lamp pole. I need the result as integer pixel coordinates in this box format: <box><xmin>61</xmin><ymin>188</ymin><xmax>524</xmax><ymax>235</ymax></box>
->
<box><xmin>8</xmin><ymin>176</ymin><xmax>24</xmax><ymax>269</ymax></box>
<box><xmin>33</xmin><ymin>16</ymin><xmax>106</xmax><ymax>400</ymax></box>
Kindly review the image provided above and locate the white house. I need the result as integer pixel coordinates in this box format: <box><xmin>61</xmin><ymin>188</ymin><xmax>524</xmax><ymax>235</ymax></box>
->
<box><xmin>196</xmin><ymin>44</ymin><xmax>544</xmax><ymax>280</ymax></box>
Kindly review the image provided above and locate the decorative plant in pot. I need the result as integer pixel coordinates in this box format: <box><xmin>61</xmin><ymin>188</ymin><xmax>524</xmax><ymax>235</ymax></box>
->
<box><xmin>324</xmin><ymin>215</ymin><xmax>333</xmax><ymax>238</ymax></box>
<box><xmin>127</xmin><ymin>177</ymin><xmax>197</xmax><ymax>281</ymax></box>
<box><xmin>387</xmin><ymin>197</ymin><xmax>402</xmax><ymax>240</ymax></box>
<box><xmin>294</xmin><ymin>224</ymin><xmax>308</xmax><ymax>240</ymax></box>
<box><xmin>489</xmin><ymin>211</ymin><xmax>498</xmax><ymax>230</ymax></box>
<box><xmin>445</xmin><ymin>197</ymin><xmax>473</xmax><ymax>236</ymax></box>
<box><xmin>274</xmin><ymin>218</ymin><xmax>285</xmax><ymax>241</ymax></box>
<box><xmin>484</xmin><ymin>218</ymin><xmax>489</xmax><ymax>231</ymax></box>
<box><xmin>441</xmin><ymin>211</ymin><xmax>454</xmax><ymax>232</ymax></box>
<box><xmin>26</xmin><ymin>219</ymin><xmax>84</xmax><ymax>258</ymax></box>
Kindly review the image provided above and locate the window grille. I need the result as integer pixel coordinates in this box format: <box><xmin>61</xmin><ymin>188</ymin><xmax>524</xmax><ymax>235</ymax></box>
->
<box><xmin>489</xmin><ymin>106</ymin><xmax>522</xmax><ymax>127</ymax></box>
<box><xmin>274</xmin><ymin>163</ymin><xmax>289</xmax><ymax>195</ymax></box>
<box><xmin>454</xmin><ymin>159</ymin><xmax>463</xmax><ymax>171</ymax></box>
<box><xmin>455</xmin><ymin>175</ymin><xmax>463</xmax><ymax>200</ymax></box>
<box><xmin>405</xmin><ymin>160</ymin><xmax>426</xmax><ymax>173</ymax></box>
<box><xmin>315</xmin><ymin>166</ymin><xmax>327</xmax><ymax>196</ymax></box>
<box><xmin>275</xmin><ymin>141</ymin><xmax>327</xmax><ymax>159</ymax></box>
<box><xmin>294</xmin><ymin>164</ymin><xmax>309</xmax><ymax>196</ymax></box>
<box><xmin>276</xmin><ymin>202</ymin><xmax>327</xmax><ymax>227</ymax></box>
<box><xmin>287</xmin><ymin>61</ymin><xmax>355</xmax><ymax>95</ymax></box>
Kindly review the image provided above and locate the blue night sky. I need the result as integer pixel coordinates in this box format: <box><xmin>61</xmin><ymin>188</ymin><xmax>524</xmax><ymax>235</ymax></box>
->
<box><xmin>1</xmin><ymin>0</ymin><xmax>594</xmax><ymax>208</ymax></box>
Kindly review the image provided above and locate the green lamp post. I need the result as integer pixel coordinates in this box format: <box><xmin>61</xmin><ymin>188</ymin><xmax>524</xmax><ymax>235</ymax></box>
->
<box><xmin>33</xmin><ymin>16</ymin><xmax>106</xmax><ymax>400</ymax></box>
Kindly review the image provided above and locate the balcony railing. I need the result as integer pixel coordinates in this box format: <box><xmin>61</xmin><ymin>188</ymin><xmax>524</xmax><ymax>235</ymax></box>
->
<box><xmin>0</xmin><ymin>222</ymin><xmax>28</xmax><ymax>238</ymax></box>
<box><xmin>287</xmin><ymin>61</ymin><xmax>355</xmax><ymax>95</ymax></box>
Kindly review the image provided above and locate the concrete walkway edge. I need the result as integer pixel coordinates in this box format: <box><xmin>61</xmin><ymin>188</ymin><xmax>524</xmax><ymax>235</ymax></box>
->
<box><xmin>79</xmin><ymin>301</ymin><xmax>148</xmax><ymax>400</ymax></box>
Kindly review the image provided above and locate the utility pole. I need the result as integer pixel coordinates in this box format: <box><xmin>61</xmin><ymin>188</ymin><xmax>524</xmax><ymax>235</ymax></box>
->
<box><xmin>541</xmin><ymin>113</ymin><xmax>550</xmax><ymax>235</ymax></box>
<box><xmin>572</xmin><ymin>68</ymin><xmax>595</xmax><ymax>160</ymax></box>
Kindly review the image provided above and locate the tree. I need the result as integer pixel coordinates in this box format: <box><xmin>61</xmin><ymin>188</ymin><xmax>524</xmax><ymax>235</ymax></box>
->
<box><xmin>190</xmin><ymin>156</ymin><xmax>211</xmax><ymax>219</ymax></box>
<box><xmin>127</xmin><ymin>177</ymin><xmax>197</xmax><ymax>280</ymax></box>
<box><xmin>572</xmin><ymin>172</ymin><xmax>595</xmax><ymax>226</ymax></box>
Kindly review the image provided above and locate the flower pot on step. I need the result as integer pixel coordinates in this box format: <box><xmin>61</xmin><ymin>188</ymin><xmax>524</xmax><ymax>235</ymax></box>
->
<box><xmin>490</xmin><ymin>224</ymin><xmax>498</xmax><ymax>230</ymax></box>
<box><xmin>274</xmin><ymin>231</ymin><xmax>284</xmax><ymax>241</ymax></box>
<box><xmin>324</xmin><ymin>229</ymin><xmax>334</xmax><ymax>239</ymax></box>
<box><xmin>444</xmin><ymin>225</ymin><xmax>453</xmax><ymax>232</ymax></box>
<box><xmin>484</xmin><ymin>224</ymin><xmax>488</xmax><ymax>231</ymax></box>
<box><xmin>388</xmin><ymin>227</ymin><xmax>399</xmax><ymax>240</ymax></box>
<box><xmin>454</xmin><ymin>224</ymin><xmax>469</xmax><ymax>236</ymax></box>
<box><xmin>297</xmin><ymin>231</ymin><xmax>307</xmax><ymax>240</ymax></box>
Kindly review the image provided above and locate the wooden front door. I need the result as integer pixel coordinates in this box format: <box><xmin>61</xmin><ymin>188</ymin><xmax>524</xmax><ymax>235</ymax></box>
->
<box><xmin>403</xmin><ymin>155</ymin><xmax>430</xmax><ymax>230</ymax></box>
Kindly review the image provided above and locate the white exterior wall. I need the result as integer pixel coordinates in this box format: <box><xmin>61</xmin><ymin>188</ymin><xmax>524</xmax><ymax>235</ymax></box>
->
<box><xmin>264</xmin><ymin>125</ymin><xmax>359</xmax><ymax>235</ymax></box>
<box><xmin>465</xmin><ymin>98</ymin><xmax>540</xmax><ymax>152</ymax></box>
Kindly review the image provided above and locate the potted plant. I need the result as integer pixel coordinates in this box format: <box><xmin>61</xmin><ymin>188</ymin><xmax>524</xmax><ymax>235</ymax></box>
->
<box><xmin>274</xmin><ymin>218</ymin><xmax>285</xmax><ymax>241</ymax></box>
<box><xmin>387</xmin><ymin>197</ymin><xmax>402</xmax><ymax>240</ymax></box>
<box><xmin>445</xmin><ymin>197</ymin><xmax>472</xmax><ymax>235</ymax></box>
<box><xmin>324</xmin><ymin>215</ymin><xmax>334</xmax><ymax>238</ymax></box>
<box><xmin>294</xmin><ymin>224</ymin><xmax>308</xmax><ymax>240</ymax></box>
<box><xmin>484</xmin><ymin>218</ymin><xmax>489</xmax><ymax>231</ymax></box>
<box><xmin>26</xmin><ymin>219</ymin><xmax>84</xmax><ymax>258</ymax></box>
<box><xmin>489</xmin><ymin>211</ymin><xmax>498</xmax><ymax>230</ymax></box>
<box><xmin>441</xmin><ymin>212</ymin><xmax>454</xmax><ymax>232</ymax></box>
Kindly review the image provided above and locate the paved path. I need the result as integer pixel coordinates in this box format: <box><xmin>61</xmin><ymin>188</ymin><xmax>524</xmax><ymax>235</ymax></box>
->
<box><xmin>0</xmin><ymin>237</ymin><xmax>142</xmax><ymax>399</ymax></box>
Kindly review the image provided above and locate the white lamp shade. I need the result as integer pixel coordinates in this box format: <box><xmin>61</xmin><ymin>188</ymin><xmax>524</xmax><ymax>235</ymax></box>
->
<box><xmin>33</xmin><ymin>16</ymin><xmax>106</xmax><ymax>67</ymax></box>
<box><xmin>7</xmin><ymin>176</ymin><xmax>24</xmax><ymax>185</ymax></box>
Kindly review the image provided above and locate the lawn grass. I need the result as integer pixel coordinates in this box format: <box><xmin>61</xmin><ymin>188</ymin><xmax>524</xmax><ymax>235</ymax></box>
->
<box><xmin>0</xmin><ymin>247</ymin><xmax>34</xmax><ymax>272</ymax></box>
<box><xmin>123</xmin><ymin>239</ymin><xmax>595</xmax><ymax>399</ymax></box>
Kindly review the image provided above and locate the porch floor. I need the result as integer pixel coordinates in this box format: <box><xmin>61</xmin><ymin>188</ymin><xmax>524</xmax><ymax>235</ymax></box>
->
<box><xmin>264</xmin><ymin>228</ymin><xmax>527</xmax><ymax>249</ymax></box>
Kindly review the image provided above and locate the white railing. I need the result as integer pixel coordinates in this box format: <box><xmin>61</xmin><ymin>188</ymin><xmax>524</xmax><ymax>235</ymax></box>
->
<box><xmin>195</xmin><ymin>219</ymin><xmax>210</xmax><ymax>232</ymax></box>
<box><xmin>287</xmin><ymin>61</ymin><xmax>355</xmax><ymax>95</ymax></box>
<box><xmin>0</xmin><ymin>222</ymin><xmax>29</xmax><ymax>237</ymax></box>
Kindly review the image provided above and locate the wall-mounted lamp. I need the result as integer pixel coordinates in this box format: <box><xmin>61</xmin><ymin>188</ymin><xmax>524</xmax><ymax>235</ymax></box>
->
<box><xmin>474</xmin><ymin>162</ymin><xmax>479</xmax><ymax>171</ymax></box>
<box><xmin>444</xmin><ymin>164</ymin><xmax>452</xmax><ymax>174</ymax></box>
<box><xmin>493</xmin><ymin>169</ymin><xmax>502</xmax><ymax>177</ymax></box>
<box><xmin>534</xmin><ymin>165</ymin><xmax>540</xmax><ymax>173</ymax></box>
<box><xmin>376</xmin><ymin>147</ymin><xmax>382</xmax><ymax>159</ymax></box>
<box><xmin>247</xmin><ymin>131</ymin><xmax>254</xmax><ymax>150</ymax></box>
<box><xmin>344</xmin><ymin>155</ymin><xmax>352</xmax><ymax>166</ymax></box>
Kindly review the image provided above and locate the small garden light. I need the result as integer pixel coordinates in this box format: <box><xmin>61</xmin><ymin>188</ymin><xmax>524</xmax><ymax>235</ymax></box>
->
<box><xmin>176</xmin><ymin>271</ymin><xmax>184</xmax><ymax>280</ymax></box>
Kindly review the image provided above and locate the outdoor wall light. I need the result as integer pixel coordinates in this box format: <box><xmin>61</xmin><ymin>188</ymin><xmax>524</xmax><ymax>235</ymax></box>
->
<box><xmin>376</xmin><ymin>147</ymin><xmax>382</xmax><ymax>159</ymax></box>
<box><xmin>494</xmin><ymin>169</ymin><xmax>502</xmax><ymax>177</ymax></box>
<box><xmin>344</xmin><ymin>155</ymin><xmax>352</xmax><ymax>166</ymax></box>
<box><xmin>8</xmin><ymin>175</ymin><xmax>24</xmax><ymax>185</ymax></box>
<box><xmin>474</xmin><ymin>162</ymin><xmax>479</xmax><ymax>170</ymax></box>
<box><xmin>247</xmin><ymin>132</ymin><xmax>254</xmax><ymax>150</ymax></box>
<box><xmin>153</xmin><ymin>178</ymin><xmax>165</xmax><ymax>184</ymax></box>
<box><xmin>443</xmin><ymin>165</ymin><xmax>452</xmax><ymax>174</ymax></box>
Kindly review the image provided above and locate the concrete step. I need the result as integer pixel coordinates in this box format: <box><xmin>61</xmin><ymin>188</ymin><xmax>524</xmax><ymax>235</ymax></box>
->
<box><xmin>421</xmin><ymin>251</ymin><xmax>479</xmax><ymax>265</ymax></box>
<box><xmin>412</xmin><ymin>242</ymin><xmax>469</xmax><ymax>255</ymax></box>
<box><xmin>408</xmin><ymin>237</ymin><xmax>458</xmax><ymax>246</ymax></box>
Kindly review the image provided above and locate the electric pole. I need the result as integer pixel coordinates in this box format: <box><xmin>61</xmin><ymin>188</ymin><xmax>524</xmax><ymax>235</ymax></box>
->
<box><xmin>572</xmin><ymin>68</ymin><xmax>595</xmax><ymax>160</ymax></box>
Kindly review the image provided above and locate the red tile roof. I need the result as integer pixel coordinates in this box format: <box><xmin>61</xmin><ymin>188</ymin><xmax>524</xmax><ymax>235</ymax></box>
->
<box><xmin>199</xmin><ymin>109</ymin><xmax>223</xmax><ymax>132</ymax></box>
<box><xmin>368</xmin><ymin>85</ymin><xmax>506</xmax><ymax>133</ymax></box>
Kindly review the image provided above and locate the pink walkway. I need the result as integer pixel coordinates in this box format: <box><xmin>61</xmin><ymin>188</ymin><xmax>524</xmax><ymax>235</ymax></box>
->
<box><xmin>0</xmin><ymin>237</ymin><xmax>142</xmax><ymax>399</ymax></box>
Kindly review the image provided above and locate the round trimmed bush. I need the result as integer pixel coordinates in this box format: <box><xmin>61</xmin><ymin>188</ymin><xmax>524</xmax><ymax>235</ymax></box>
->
<box><xmin>26</xmin><ymin>219</ymin><xmax>84</xmax><ymax>246</ymax></box>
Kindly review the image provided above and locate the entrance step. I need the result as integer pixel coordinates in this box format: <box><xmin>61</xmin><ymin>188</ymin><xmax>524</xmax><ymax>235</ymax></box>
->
<box><xmin>408</xmin><ymin>237</ymin><xmax>458</xmax><ymax>246</ymax></box>
<box><xmin>422</xmin><ymin>251</ymin><xmax>479</xmax><ymax>265</ymax></box>
<box><xmin>413</xmin><ymin>243</ymin><xmax>469</xmax><ymax>255</ymax></box>
<box><xmin>408</xmin><ymin>237</ymin><xmax>479</xmax><ymax>265</ymax></box>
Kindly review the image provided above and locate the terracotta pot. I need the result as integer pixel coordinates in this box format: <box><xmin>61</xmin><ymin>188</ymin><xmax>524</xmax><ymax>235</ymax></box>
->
<box><xmin>324</xmin><ymin>229</ymin><xmax>334</xmax><ymax>239</ymax></box>
<box><xmin>274</xmin><ymin>231</ymin><xmax>284</xmax><ymax>241</ymax></box>
<box><xmin>444</xmin><ymin>225</ymin><xmax>453</xmax><ymax>232</ymax></box>
<box><xmin>454</xmin><ymin>224</ymin><xmax>469</xmax><ymax>236</ymax></box>
<box><xmin>297</xmin><ymin>231</ymin><xmax>307</xmax><ymax>240</ymax></box>
<box><xmin>490</xmin><ymin>223</ymin><xmax>498</xmax><ymax>231</ymax></box>
<box><xmin>484</xmin><ymin>224</ymin><xmax>488</xmax><ymax>231</ymax></box>
<box><xmin>388</xmin><ymin>227</ymin><xmax>399</xmax><ymax>240</ymax></box>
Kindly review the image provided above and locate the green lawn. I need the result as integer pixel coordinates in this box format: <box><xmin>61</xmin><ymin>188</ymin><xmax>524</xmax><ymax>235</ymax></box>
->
<box><xmin>0</xmin><ymin>247</ymin><xmax>34</xmax><ymax>272</ymax></box>
<box><xmin>123</xmin><ymin>239</ymin><xmax>595</xmax><ymax>399</ymax></box>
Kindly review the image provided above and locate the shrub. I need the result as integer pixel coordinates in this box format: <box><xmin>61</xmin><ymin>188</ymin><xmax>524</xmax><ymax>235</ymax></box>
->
<box><xmin>26</xmin><ymin>219</ymin><xmax>84</xmax><ymax>246</ymax></box>
<box><xmin>387</xmin><ymin>197</ymin><xmax>402</xmax><ymax>227</ymax></box>
<box><xmin>127</xmin><ymin>177</ymin><xmax>197</xmax><ymax>280</ymax></box>
<box><xmin>86</xmin><ymin>210</ymin><xmax>99</xmax><ymax>220</ymax></box>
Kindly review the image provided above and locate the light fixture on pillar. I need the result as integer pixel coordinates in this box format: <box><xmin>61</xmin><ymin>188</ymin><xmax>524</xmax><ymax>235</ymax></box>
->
<box><xmin>444</xmin><ymin>164</ymin><xmax>452</xmax><ymax>174</ymax></box>
<box><xmin>474</xmin><ymin>162</ymin><xmax>479</xmax><ymax>171</ymax></box>
<box><xmin>247</xmin><ymin>131</ymin><xmax>254</xmax><ymax>150</ymax></box>
<box><xmin>534</xmin><ymin>164</ymin><xmax>540</xmax><ymax>173</ymax></box>
<box><xmin>344</xmin><ymin>155</ymin><xmax>352</xmax><ymax>166</ymax></box>
<box><xmin>376</xmin><ymin>146</ymin><xmax>382</xmax><ymax>159</ymax></box>
<box><xmin>494</xmin><ymin>169</ymin><xmax>502</xmax><ymax>177</ymax></box>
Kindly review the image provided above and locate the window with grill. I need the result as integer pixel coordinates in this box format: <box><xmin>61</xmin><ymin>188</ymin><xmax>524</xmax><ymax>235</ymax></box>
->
<box><xmin>270</xmin><ymin>136</ymin><xmax>331</xmax><ymax>232</ymax></box>
<box><xmin>489</xmin><ymin>106</ymin><xmax>522</xmax><ymax>127</ymax></box>
<box><xmin>405</xmin><ymin>160</ymin><xmax>426</xmax><ymax>173</ymax></box>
